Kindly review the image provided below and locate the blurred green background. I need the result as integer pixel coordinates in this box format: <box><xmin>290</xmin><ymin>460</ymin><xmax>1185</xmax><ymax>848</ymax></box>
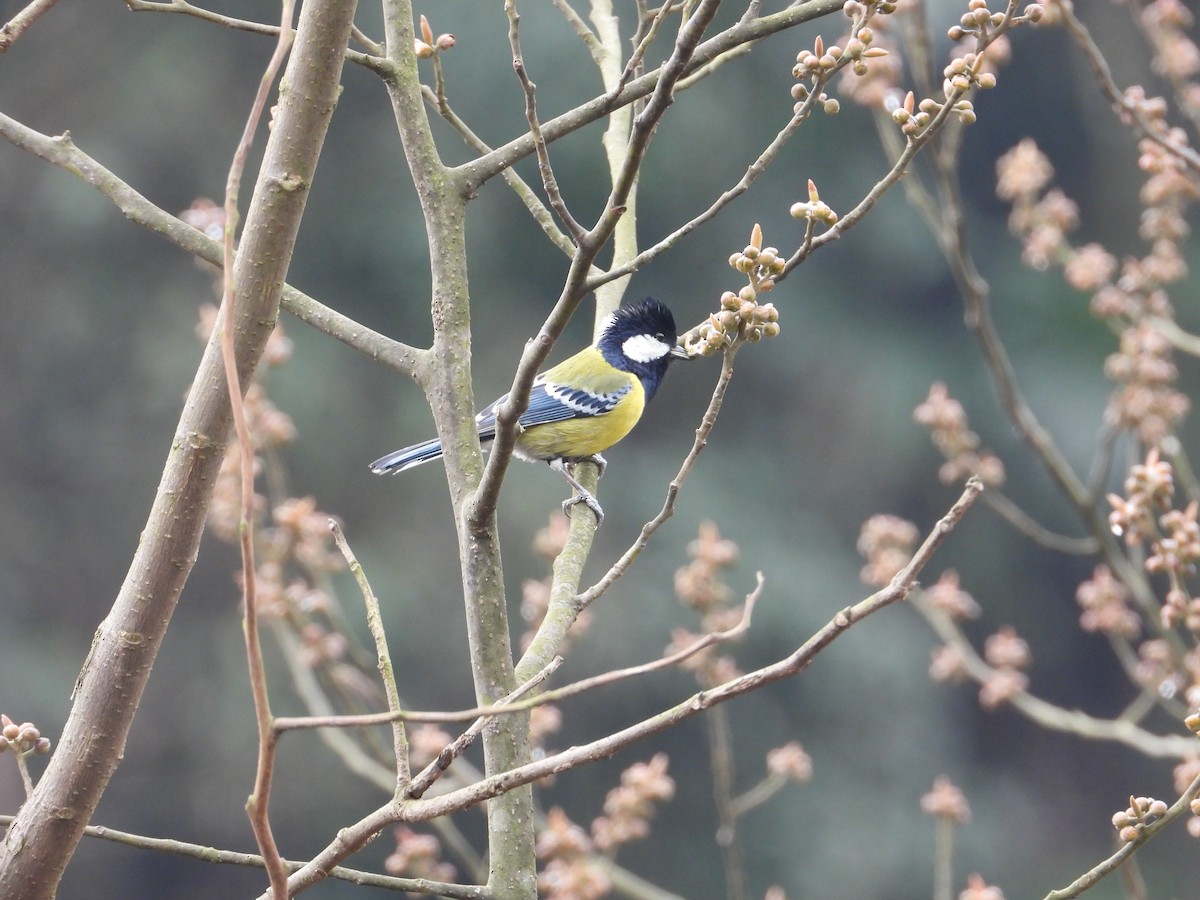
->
<box><xmin>2</xmin><ymin>1</ymin><xmax>1197</xmax><ymax>897</ymax></box>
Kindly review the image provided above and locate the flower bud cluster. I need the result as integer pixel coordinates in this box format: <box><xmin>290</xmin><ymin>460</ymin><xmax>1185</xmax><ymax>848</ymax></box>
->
<box><xmin>790</xmin><ymin>179</ymin><xmax>839</xmax><ymax>228</ymax></box>
<box><xmin>670</xmin><ymin>522</ymin><xmax>745</xmax><ymax>687</ymax></box>
<box><xmin>766</xmin><ymin>742</ymin><xmax>813</xmax><ymax>784</ymax></box>
<box><xmin>1141</xmin><ymin>0</ymin><xmax>1200</xmax><ymax>91</ymax></box>
<box><xmin>1171</xmin><ymin>757</ymin><xmax>1200</xmax><ymax>836</ymax></box>
<box><xmin>995</xmin><ymin>117</ymin><xmax>1195</xmax><ymax>444</ymax></box>
<box><xmin>414</xmin><ymin>14</ymin><xmax>455</xmax><ymax>59</ymax></box>
<box><xmin>180</xmin><ymin>197</ymin><xmax>226</xmax><ymax>241</ymax></box>
<box><xmin>1108</xmin><ymin>448</ymin><xmax>1175</xmax><ymax>545</ymax></box>
<box><xmin>792</xmin><ymin>26</ymin><xmax>891</xmax><ymax>116</ymax></box>
<box><xmin>978</xmin><ymin>626</ymin><xmax>1031</xmax><ymax>709</ymax></box>
<box><xmin>920</xmin><ymin>775</ymin><xmax>971</xmax><ymax>824</ymax></box>
<box><xmin>0</xmin><ymin>715</ymin><xmax>51</xmax><ymax>757</ymax></box>
<box><xmin>1133</xmin><ymin>638</ymin><xmax>1188</xmax><ymax>700</ymax></box>
<box><xmin>959</xmin><ymin>874</ymin><xmax>1007</xmax><ymax>900</ymax></box>
<box><xmin>791</xmin><ymin>2</ymin><xmax>904</xmax><ymax>116</ymax></box>
<box><xmin>1075</xmin><ymin>565</ymin><xmax>1139</xmax><ymax>638</ymax></box>
<box><xmin>1147</xmin><ymin>501</ymin><xmax>1200</xmax><ymax>577</ymax></box>
<box><xmin>1105</xmin><ymin>323</ymin><xmax>1190</xmax><ymax>445</ymax></box>
<box><xmin>384</xmin><ymin>826</ymin><xmax>456</xmax><ymax>882</ymax></box>
<box><xmin>1112</xmin><ymin>796</ymin><xmax>1169</xmax><ymax>843</ymax></box>
<box><xmin>1108</xmin><ymin>449</ymin><xmax>1200</xmax><ymax>640</ymax></box>
<box><xmin>687</xmin><ymin>224</ymin><xmax>783</xmax><ymax>355</ymax></box>
<box><xmin>913</xmin><ymin>382</ymin><xmax>1005</xmax><ymax>487</ymax></box>
<box><xmin>857</xmin><ymin>514</ymin><xmax>918</xmax><ymax>586</ymax></box>
<box><xmin>924</xmin><ymin>570</ymin><xmax>981</xmax><ymax>620</ymax></box>
<box><xmin>536</xmin><ymin>808</ymin><xmax>611</xmax><ymax>900</ymax></box>
<box><xmin>591</xmin><ymin>753</ymin><xmax>675</xmax><ymax>850</ymax></box>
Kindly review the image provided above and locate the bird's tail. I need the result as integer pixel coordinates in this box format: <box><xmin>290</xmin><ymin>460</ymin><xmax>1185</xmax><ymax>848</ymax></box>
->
<box><xmin>369</xmin><ymin>439</ymin><xmax>444</xmax><ymax>474</ymax></box>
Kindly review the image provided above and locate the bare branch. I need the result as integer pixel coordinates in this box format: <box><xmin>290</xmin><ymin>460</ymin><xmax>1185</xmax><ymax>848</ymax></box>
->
<box><xmin>981</xmin><ymin>490</ymin><xmax>1100</xmax><ymax>555</ymax></box>
<box><xmin>330</xmin><ymin>520</ymin><xmax>411</xmax><ymax>793</ymax></box>
<box><xmin>1060</xmin><ymin>3</ymin><xmax>1200</xmax><ymax>178</ymax></box>
<box><xmin>0</xmin><ymin>816</ymin><xmax>487</xmax><ymax>898</ymax></box>
<box><xmin>420</xmin><ymin>85</ymin><xmax>579</xmax><ymax>258</ymax></box>
<box><xmin>416</xmin><ymin>480</ymin><xmax>986</xmax><ymax>820</ymax></box>
<box><xmin>217</xmin><ymin>1</ymin><xmax>298</xmax><ymax>893</ymax></box>
<box><xmin>0</xmin><ymin>2</ymin><xmax>359</xmax><ymax>894</ymax></box>
<box><xmin>123</xmin><ymin>0</ymin><xmax>386</xmax><ymax>71</ymax></box>
<box><xmin>0</xmin><ymin>0</ymin><xmax>60</xmax><ymax>52</ymax></box>
<box><xmin>506</xmin><ymin>0</ymin><xmax>586</xmax><ymax>242</ymax></box>
<box><xmin>457</xmin><ymin>1</ymin><xmax>845</xmax><ymax>190</ymax></box>
<box><xmin>0</xmin><ymin>113</ymin><xmax>424</xmax><ymax>377</ymax></box>
<box><xmin>1043</xmin><ymin>771</ymin><xmax>1200</xmax><ymax>899</ymax></box>
<box><xmin>405</xmin><ymin>656</ymin><xmax>564</xmax><ymax>800</ymax></box>
<box><xmin>916</xmin><ymin>597</ymin><xmax>1196</xmax><ymax>759</ymax></box>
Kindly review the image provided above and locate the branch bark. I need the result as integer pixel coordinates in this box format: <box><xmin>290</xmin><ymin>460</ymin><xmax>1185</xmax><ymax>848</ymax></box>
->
<box><xmin>0</xmin><ymin>1</ymin><xmax>358</xmax><ymax>895</ymax></box>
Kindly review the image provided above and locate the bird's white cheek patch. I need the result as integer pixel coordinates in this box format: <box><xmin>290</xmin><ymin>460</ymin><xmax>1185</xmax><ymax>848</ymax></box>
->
<box><xmin>623</xmin><ymin>334</ymin><xmax>671</xmax><ymax>363</ymax></box>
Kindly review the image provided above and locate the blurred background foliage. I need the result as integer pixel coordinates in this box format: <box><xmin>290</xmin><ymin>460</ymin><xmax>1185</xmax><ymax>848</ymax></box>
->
<box><xmin>1</xmin><ymin>1</ymin><xmax>1196</xmax><ymax>898</ymax></box>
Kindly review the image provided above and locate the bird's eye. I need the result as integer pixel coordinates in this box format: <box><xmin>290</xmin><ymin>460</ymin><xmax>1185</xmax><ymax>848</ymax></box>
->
<box><xmin>654</xmin><ymin>332</ymin><xmax>664</xmax><ymax>341</ymax></box>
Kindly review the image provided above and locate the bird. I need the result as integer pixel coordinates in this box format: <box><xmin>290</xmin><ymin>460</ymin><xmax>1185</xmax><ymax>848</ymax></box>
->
<box><xmin>369</xmin><ymin>297</ymin><xmax>689</xmax><ymax>523</ymax></box>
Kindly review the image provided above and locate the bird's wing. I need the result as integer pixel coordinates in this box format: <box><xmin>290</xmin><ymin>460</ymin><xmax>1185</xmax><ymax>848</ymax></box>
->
<box><xmin>475</xmin><ymin>374</ymin><xmax>632</xmax><ymax>441</ymax></box>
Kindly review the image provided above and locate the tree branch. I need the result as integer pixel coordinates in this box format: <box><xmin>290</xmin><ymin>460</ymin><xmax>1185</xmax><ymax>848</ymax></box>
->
<box><xmin>0</xmin><ymin>0</ymin><xmax>60</xmax><ymax>52</ymax></box>
<box><xmin>0</xmin><ymin>816</ymin><xmax>486</xmax><ymax>898</ymax></box>
<box><xmin>0</xmin><ymin>112</ymin><xmax>424</xmax><ymax>377</ymax></box>
<box><xmin>0</xmin><ymin>2</ymin><xmax>359</xmax><ymax>895</ymax></box>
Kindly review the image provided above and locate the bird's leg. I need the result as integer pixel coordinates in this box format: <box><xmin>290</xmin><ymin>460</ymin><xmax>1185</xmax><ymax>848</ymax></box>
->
<box><xmin>589</xmin><ymin>453</ymin><xmax>607</xmax><ymax>478</ymax></box>
<box><xmin>550</xmin><ymin>457</ymin><xmax>605</xmax><ymax>525</ymax></box>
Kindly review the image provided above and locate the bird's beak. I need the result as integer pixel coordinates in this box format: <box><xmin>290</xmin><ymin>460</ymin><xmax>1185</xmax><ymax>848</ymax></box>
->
<box><xmin>671</xmin><ymin>344</ymin><xmax>692</xmax><ymax>360</ymax></box>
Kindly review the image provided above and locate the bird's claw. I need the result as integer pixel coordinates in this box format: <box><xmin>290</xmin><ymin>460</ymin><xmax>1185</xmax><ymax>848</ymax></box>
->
<box><xmin>562</xmin><ymin>489</ymin><xmax>604</xmax><ymax>525</ymax></box>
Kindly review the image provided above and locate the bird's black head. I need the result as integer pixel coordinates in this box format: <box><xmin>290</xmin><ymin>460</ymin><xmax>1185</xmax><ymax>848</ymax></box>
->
<box><xmin>597</xmin><ymin>297</ymin><xmax>685</xmax><ymax>402</ymax></box>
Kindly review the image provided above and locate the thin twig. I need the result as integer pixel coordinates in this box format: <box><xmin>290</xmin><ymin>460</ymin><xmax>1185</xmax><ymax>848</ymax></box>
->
<box><xmin>982</xmin><ymin>490</ymin><xmax>1099</xmax><ymax>554</ymax></box>
<box><xmin>124</xmin><ymin>0</ymin><xmax>278</xmax><ymax>34</ymax></box>
<box><xmin>457</xmin><ymin>1</ymin><xmax>845</xmax><ymax>191</ymax></box>
<box><xmin>1043</xmin><ymin>771</ymin><xmax>1200</xmax><ymax>899</ymax></box>
<box><xmin>123</xmin><ymin>0</ymin><xmax>385</xmax><ymax>71</ymax></box>
<box><xmin>0</xmin><ymin>0</ymin><xmax>60</xmax><ymax>52</ymax></box>
<box><xmin>0</xmin><ymin>815</ymin><xmax>488</xmax><ymax>898</ymax></box>
<box><xmin>420</xmin><ymin>86</ymin><xmax>578</xmax><ymax>259</ymax></box>
<box><xmin>11</xmin><ymin>753</ymin><xmax>34</xmax><ymax>799</ymax></box>
<box><xmin>1147</xmin><ymin>315</ymin><xmax>1200</xmax><ymax>357</ymax></box>
<box><xmin>0</xmin><ymin>113</ymin><xmax>423</xmax><ymax>376</ymax></box>
<box><xmin>1061</xmin><ymin>4</ymin><xmax>1200</xmax><ymax>178</ymax></box>
<box><xmin>505</xmin><ymin>0</ymin><xmax>586</xmax><ymax>242</ymax></box>
<box><xmin>350</xmin><ymin>23</ymin><xmax>383</xmax><ymax>56</ymax></box>
<box><xmin>1127</xmin><ymin>2</ymin><xmax>1200</xmax><ymax>139</ymax></box>
<box><xmin>551</xmin><ymin>0</ymin><xmax>600</xmax><ymax>58</ymax></box>
<box><xmin>272</xmin><ymin>579</ymin><xmax>759</xmax><ymax>730</ymax></box>
<box><xmin>708</xmin><ymin>705</ymin><xmax>748</xmax><ymax>900</ymax></box>
<box><xmin>915</xmin><ymin>596</ymin><xmax>1197</xmax><ymax>759</ymax></box>
<box><xmin>932</xmin><ymin>816</ymin><xmax>955</xmax><ymax>900</ymax></box>
<box><xmin>329</xmin><ymin>520</ymin><xmax>410</xmax><ymax>793</ymax></box>
<box><xmin>591</xmin><ymin>65</ymin><xmax>833</xmax><ymax>291</ymax></box>
<box><xmin>605</xmin><ymin>0</ymin><xmax>676</xmax><ymax>105</ymax></box>
<box><xmin>405</xmin><ymin>656</ymin><xmax>564</xmax><ymax>800</ymax></box>
<box><xmin>725</xmin><ymin>773</ymin><xmax>788</xmax><ymax>819</ymax></box>
<box><xmin>220</xmin><ymin>4</ymin><xmax>296</xmax><ymax>894</ymax></box>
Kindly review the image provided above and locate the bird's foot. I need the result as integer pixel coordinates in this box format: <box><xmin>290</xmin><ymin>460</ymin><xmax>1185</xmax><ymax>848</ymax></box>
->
<box><xmin>551</xmin><ymin>457</ymin><xmax>605</xmax><ymax>525</ymax></box>
<box><xmin>587</xmin><ymin>454</ymin><xmax>608</xmax><ymax>479</ymax></box>
<box><xmin>562</xmin><ymin>489</ymin><xmax>605</xmax><ymax>525</ymax></box>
